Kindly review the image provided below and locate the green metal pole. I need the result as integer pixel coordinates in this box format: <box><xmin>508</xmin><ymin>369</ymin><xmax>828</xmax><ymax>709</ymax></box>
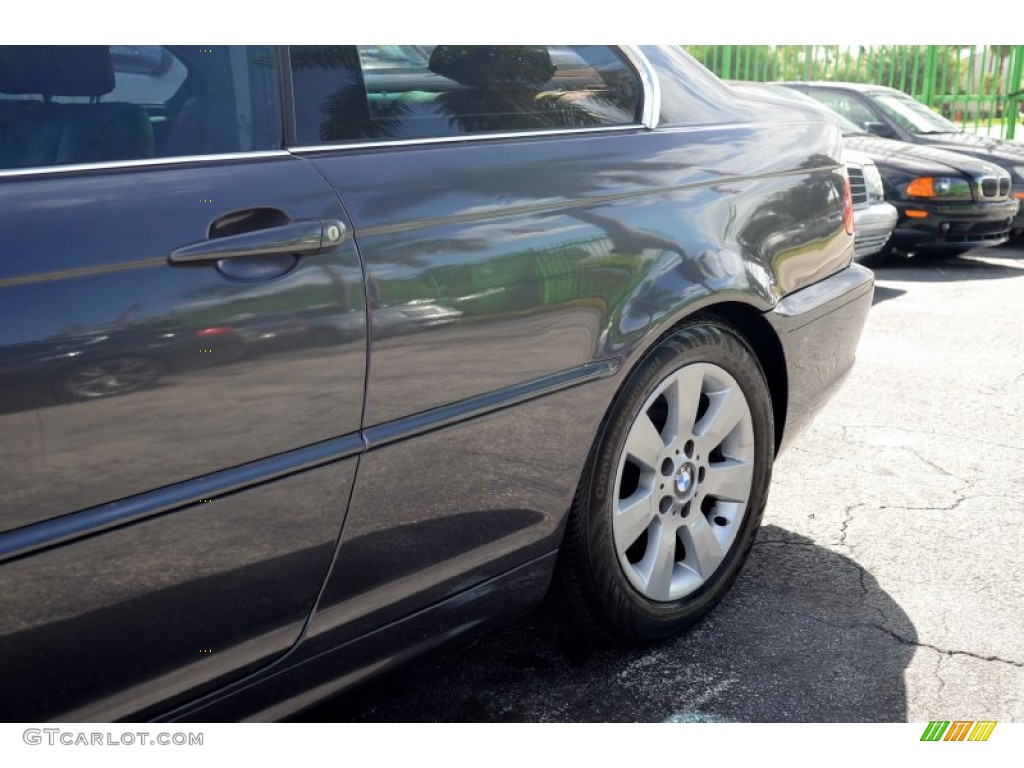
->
<box><xmin>963</xmin><ymin>46</ymin><xmax>975</xmax><ymax>131</ymax></box>
<box><xmin>721</xmin><ymin>45</ymin><xmax>732</xmax><ymax>80</ymax></box>
<box><xmin>952</xmin><ymin>47</ymin><xmax>963</xmax><ymax>127</ymax></box>
<box><xmin>923</xmin><ymin>46</ymin><xmax>937</xmax><ymax>107</ymax></box>
<box><xmin>977</xmin><ymin>46</ymin><xmax>988</xmax><ymax>134</ymax></box>
<box><xmin>1007</xmin><ymin>45</ymin><xmax>1024</xmax><ymax>140</ymax></box>
<box><xmin>938</xmin><ymin>45</ymin><xmax>949</xmax><ymax>117</ymax></box>
<box><xmin>910</xmin><ymin>45</ymin><xmax>922</xmax><ymax>97</ymax></box>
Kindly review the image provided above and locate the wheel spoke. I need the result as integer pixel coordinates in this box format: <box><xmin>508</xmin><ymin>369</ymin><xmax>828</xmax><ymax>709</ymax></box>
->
<box><xmin>681</xmin><ymin>513</ymin><xmax>725</xmax><ymax>579</ymax></box>
<box><xmin>623</xmin><ymin>411</ymin><xmax>664</xmax><ymax>470</ymax></box>
<box><xmin>614</xmin><ymin>489</ymin><xmax>656</xmax><ymax>555</ymax></box>
<box><xmin>696</xmin><ymin>385</ymin><xmax>745</xmax><ymax>450</ymax></box>
<box><xmin>702</xmin><ymin>459</ymin><xmax>753</xmax><ymax>503</ymax></box>
<box><xmin>640</xmin><ymin>521</ymin><xmax>677</xmax><ymax>601</ymax></box>
<box><xmin>663</xmin><ymin>366</ymin><xmax>704</xmax><ymax>442</ymax></box>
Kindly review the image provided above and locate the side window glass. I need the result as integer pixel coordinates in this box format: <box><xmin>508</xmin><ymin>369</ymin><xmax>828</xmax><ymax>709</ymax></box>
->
<box><xmin>806</xmin><ymin>89</ymin><xmax>877</xmax><ymax>130</ymax></box>
<box><xmin>0</xmin><ymin>45</ymin><xmax>281</xmax><ymax>171</ymax></box>
<box><xmin>289</xmin><ymin>45</ymin><xmax>642</xmax><ymax>145</ymax></box>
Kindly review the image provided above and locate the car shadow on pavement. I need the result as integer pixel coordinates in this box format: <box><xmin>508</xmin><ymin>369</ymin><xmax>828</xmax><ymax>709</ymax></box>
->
<box><xmin>874</xmin><ymin>249</ymin><xmax>1024</xmax><ymax>282</ymax></box>
<box><xmin>871</xmin><ymin>285</ymin><xmax>907</xmax><ymax>305</ymax></box>
<box><xmin>298</xmin><ymin>525</ymin><xmax>917</xmax><ymax>722</ymax></box>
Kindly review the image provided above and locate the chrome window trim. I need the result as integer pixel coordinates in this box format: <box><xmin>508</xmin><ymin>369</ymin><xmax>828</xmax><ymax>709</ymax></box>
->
<box><xmin>287</xmin><ymin>44</ymin><xmax>657</xmax><ymax>153</ymax></box>
<box><xmin>0</xmin><ymin>46</ymin><xmax>661</xmax><ymax>177</ymax></box>
<box><xmin>619</xmin><ymin>45</ymin><xmax>660</xmax><ymax>129</ymax></box>
<box><xmin>0</xmin><ymin>150</ymin><xmax>292</xmax><ymax>180</ymax></box>
<box><xmin>288</xmin><ymin>124</ymin><xmax>643</xmax><ymax>154</ymax></box>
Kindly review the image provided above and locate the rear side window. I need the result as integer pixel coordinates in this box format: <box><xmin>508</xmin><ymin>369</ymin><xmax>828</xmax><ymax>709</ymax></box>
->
<box><xmin>805</xmin><ymin>89</ymin><xmax>879</xmax><ymax>131</ymax></box>
<box><xmin>0</xmin><ymin>45</ymin><xmax>281</xmax><ymax>171</ymax></box>
<box><xmin>289</xmin><ymin>45</ymin><xmax>642</xmax><ymax>145</ymax></box>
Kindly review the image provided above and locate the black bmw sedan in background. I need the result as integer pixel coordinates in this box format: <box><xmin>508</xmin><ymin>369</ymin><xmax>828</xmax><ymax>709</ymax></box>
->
<box><xmin>738</xmin><ymin>82</ymin><xmax>1019</xmax><ymax>265</ymax></box>
<box><xmin>784</xmin><ymin>81</ymin><xmax>1024</xmax><ymax>238</ymax></box>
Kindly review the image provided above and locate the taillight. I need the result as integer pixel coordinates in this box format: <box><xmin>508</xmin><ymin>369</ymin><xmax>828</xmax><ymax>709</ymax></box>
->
<box><xmin>843</xmin><ymin>174</ymin><xmax>855</xmax><ymax>236</ymax></box>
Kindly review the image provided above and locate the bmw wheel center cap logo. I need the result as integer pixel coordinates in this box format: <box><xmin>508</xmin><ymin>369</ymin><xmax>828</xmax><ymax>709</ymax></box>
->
<box><xmin>676</xmin><ymin>464</ymin><xmax>695</xmax><ymax>496</ymax></box>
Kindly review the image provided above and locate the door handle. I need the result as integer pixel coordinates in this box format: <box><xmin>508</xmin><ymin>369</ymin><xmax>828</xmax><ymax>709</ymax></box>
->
<box><xmin>169</xmin><ymin>219</ymin><xmax>347</xmax><ymax>265</ymax></box>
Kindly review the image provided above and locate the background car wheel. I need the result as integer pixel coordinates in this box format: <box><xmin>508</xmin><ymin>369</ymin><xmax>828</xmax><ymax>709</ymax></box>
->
<box><xmin>64</xmin><ymin>357</ymin><xmax>163</xmax><ymax>399</ymax></box>
<box><xmin>551</xmin><ymin>320</ymin><xmax>774</xmax><ymax>643</ymax></box>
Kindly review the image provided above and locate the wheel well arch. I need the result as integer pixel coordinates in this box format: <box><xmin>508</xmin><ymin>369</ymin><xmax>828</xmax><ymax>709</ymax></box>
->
<box><xmin>682</xmin><ymin>301</ymin><xmax>788</xmax><ymax>454</ymax></box>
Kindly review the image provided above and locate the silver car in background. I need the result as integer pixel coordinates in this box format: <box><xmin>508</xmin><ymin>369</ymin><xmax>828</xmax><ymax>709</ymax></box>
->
<box><xmin>845</xmin><ymin>149</ymin><xmax>897</xmax><ymax>264</ymax></box>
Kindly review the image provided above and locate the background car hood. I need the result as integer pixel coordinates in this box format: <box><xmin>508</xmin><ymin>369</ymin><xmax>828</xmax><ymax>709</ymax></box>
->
<box><xmin>844</xmin><ymin>134</ymin><xmax>1005</xmax><ymax>177</ymax></box>
<box><xmin>911</xmin><ymin>131</ymin><xmax>1024</xmax><ymax>169</ymax></box>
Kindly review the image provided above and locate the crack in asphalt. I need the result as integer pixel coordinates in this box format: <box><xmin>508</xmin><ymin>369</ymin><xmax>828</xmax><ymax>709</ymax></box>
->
<box><xmin>870</xmin><ymin>623</ymin><xmax>1024</xmax><ymax>669</ymax></box>
<box><xmin>841</xmin><ymin>424</ymin><xmax>1024</xmax><ymax>454</ymax></box>
<box><xmin>903</xmin><ymin>447</ymin><xmax>955</xmax><ymax>477</ymax></box>
<box><xmin>934</xmin><ymin>652</ymin><xmax>946</xmax><ymax>701</ymax></box>
<box><xmin>837</xmin><ymin>502</ymin><xmax>863</xmax><ymax>549</ymax></box>
<box><xmin>879</xmin><ymin>495</ymin><xmax>969</xmax><ymax>513</ymax></box>
<box><xmin>878</xmin><ymin>492</ymin><xmax>1020</xmax><ymax>513</ymax></box>
<box><xmin>978</xmin><ymin>369</ymin><xmax>1024</xmax><ymax>396</ymax></box>
<box><xmin>773</xmin><ymin>607</ymin><xmax>1024</xmax><ymax>669</ymax></box>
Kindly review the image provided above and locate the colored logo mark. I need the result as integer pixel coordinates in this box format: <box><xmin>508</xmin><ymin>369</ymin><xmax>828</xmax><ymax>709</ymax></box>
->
<box><xmin>920</xmin><ymin>720</ymin><xmax>997</xmax><ymax>742</ymax></box>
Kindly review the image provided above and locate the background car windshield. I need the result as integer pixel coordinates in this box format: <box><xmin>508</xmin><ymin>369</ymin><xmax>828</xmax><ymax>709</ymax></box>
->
<box><xmin>872</xmin><ymin>93</ymin><xmax>960</xmax><ymax>134</ymax></box>
<box><xmin>774</xmin><ymin>87</ymin><xmax>863</xmax><ymax>135</ymax></box>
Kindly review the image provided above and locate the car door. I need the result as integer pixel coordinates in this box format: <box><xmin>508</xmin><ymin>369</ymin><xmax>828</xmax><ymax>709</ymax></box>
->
<box><xmin>0</xmin><ymin>46</ymin><xmax>365</xmax><ymax>720</ymax></box>
<box><xmin>279</xmin><ymin>45</ymin><xmax>679</xmax><ymax>652</ymax></box>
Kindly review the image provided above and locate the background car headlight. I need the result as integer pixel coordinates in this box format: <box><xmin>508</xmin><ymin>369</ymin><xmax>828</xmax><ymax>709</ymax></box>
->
<box><xmin>862</xmin><ymin>162</ymin><xmax>885</xmax><ymax>202</ymax></box>
<box><xmin>905</xmin><ymin>176</ymin><xmax>972</xmax><ymax>200</ymax></box>
<box><xmin>1012</xmin><ymin>165</ymin><xmax>1024</xmax><ymax>181</ymax></box>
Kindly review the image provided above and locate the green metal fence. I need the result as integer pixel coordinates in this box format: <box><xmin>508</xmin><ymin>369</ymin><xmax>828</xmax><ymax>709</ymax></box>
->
<box><xmin>684</xmin><ymin>45</ymin><xmax>1024</xmax><ymax>140</ymax></box>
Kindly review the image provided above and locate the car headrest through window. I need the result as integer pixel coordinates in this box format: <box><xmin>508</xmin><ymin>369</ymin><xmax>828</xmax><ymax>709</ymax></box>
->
<box><xmin>428</xmin><ymin>46</ymin><xmax>555</xmax><ymax>88</ymax></box>
<box><xmin>0</xmin><ymin>46</ymin><xmax>115</xmax><ymax>97</ymax></box>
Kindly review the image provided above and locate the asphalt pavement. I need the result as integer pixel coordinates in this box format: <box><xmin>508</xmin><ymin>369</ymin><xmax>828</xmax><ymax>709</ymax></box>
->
<box><xmin>301</xmin><ymin>244</ymin><xmax>1024</xmax><ymax>722</ymax></box>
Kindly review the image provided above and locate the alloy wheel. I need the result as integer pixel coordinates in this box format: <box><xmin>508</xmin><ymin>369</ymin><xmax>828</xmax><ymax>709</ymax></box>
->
<box><xmin>613</xmin><ymin>361</ymin><xmax>755</xmax><ymax>602</ymax></box>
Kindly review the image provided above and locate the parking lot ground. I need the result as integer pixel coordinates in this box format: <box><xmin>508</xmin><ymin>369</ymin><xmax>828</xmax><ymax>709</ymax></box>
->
<box><xmin>300</xmin><ymin>245</ymin><xmax>1024</xmax><ymax>723</ymax></box>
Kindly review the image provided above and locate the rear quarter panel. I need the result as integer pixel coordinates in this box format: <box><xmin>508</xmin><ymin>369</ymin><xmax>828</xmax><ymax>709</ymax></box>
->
<box><xmin>293</xmin><ymin>47</ymin><xmax>850</xmax><ymax>657</ymax></box>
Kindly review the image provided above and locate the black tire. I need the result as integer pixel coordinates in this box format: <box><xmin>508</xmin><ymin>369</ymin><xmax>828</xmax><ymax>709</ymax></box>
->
<box><xmin>550</xmin><ymin>320</ymin><xmax>775</xmax><ymax>643</ymax></box>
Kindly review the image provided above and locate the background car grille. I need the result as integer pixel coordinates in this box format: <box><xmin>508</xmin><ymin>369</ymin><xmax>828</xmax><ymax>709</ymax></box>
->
<box><xmin>975</xmin><ymin>175</ymin><xmax>1010</xmax><ymax>200</ymax></box>
<box><xmin>848</xmin><ymin>167</ymin><xmax>867</xmax><ymax>206</ymax></box>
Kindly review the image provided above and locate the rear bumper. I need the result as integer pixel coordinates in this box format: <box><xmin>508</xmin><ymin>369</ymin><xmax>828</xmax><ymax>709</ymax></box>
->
<box><xmin>853</xmin><ymin>201</ymin><xmax>897</xmax><ymax>259</ymax></box>
<box><xmin>890</xmin><ymin>198</ymin><xmax>1019</xmax><ymax>252</ymax></box>
<box><xmin>767</xmin><ymin>264</ymin><xmax>874</xmax><ymax>455</ymax></box>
